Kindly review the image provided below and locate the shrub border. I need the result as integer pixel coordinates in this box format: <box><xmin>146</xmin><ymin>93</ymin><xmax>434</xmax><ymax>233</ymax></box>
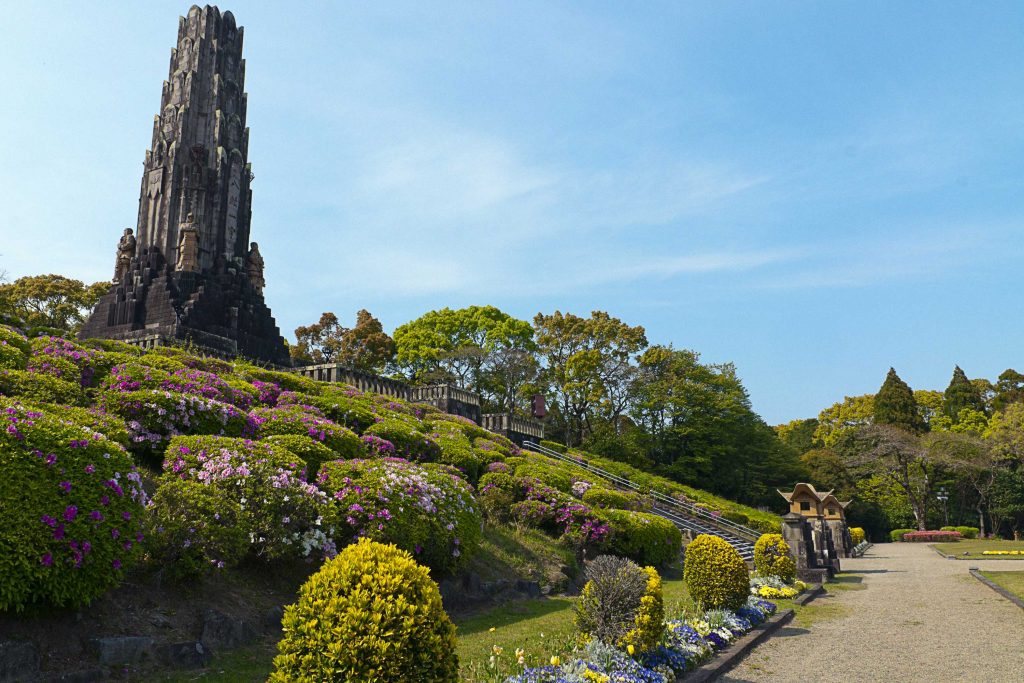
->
<box><xmin>930</xmin><ymin>544</ymin><xmax>1024</xmax><ymax>561</ymax></box>
<box><xmin>684</xmin><ymin>584</ymin><xmax>825</xmax><ymax>681</ymax></box>
<box><xmin>968</xmin><ymin>568</ymin><xmax>1024</xmax><ymax>612</ymax></box>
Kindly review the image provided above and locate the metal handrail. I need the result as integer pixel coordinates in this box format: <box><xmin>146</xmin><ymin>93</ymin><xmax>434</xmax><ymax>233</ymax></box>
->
<box><xmin>524</xmin><ymin>441</ymin><xmax>761</xmax><ymax>543</ymax></box>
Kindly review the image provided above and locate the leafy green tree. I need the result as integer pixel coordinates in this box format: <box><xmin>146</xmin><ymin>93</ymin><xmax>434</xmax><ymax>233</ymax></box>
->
<box><xmin>841</xmin><ymin>425</ymin><xmax>933</xmax><ymax>530</ymax></box>
<box><xmin>873</xmin><ymin>368</ymin><xmax>926</xmax><ymax>434</ymax></box>
<box><xmin>928</xmin><ymin>431</ymin><xmax>1000</xmax><ymax>537</ymax></box>
<box><xmin>394</xmin><ymin>306</ymin><xmax>535</xmax><ymax>394</ymax></box>
<box><xmin>775</xmin><ymin>418</ymin><xmax>821</xmax><ymax>455</ymax></box>
<box><xmin>993</xmin><ymin>369</ymin><xmax>1024</xmax><ymax>412</ymax></box>
<box><xmin>814</xmin><ymin>394</ymin><xmax>874</xmax><ymax>447</ymax></box>
<box><xmin>338</xmin><ymin>310</ymin><xmax>396</xmax><ymax>373</ymax></box>
<box><xmin>292</xmin><ymin>310</ymin><xmax>396</xmax><ymax>372</ymax></box>
<box><xmin>0</xmin><ymin>274</ymin><xmax>108</xmax><ymax>333</ymax></box>
<box><xmin>914</xmin><ymin>390</ymin><xmax>944</xmax><ymax>428</ymax></box>
<box><xmin>800</xmin><ymin>448</ymin><xmax>854</xmax><ymax>497</ymax></box>
<box><xmin>292</xmin><ymin>312</ymin><xmax>344</xmax><ymax>364</ymax></box>
<box><xmin>943</xmin><ymin>366</ymin><xmax>986</xmax><ymax>424</ymax></box>
<box><xmin>533</xmin><ymin>311</ymin><xmax>646</xmax><ymax>446</ymax></box>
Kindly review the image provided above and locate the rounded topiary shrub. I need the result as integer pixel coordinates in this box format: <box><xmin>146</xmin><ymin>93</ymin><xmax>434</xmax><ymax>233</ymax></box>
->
<box><xmin>270</xmin><ymin>538</ymin><xmax>458</xmax><ymax>683</ymax></box>
<box><xmin>889</xmin><ymin>528</ymin><xmax>915</xmax><ymax>542</ymax></box>
<box><xmin>281</xmin><ymin>387</ymin><xmax>377</xmax><ymax>432</ymax></box>
<box><xmin>574</xmin><ymin>554</ymin><xmax>664</xmax><ymax>654</ymax></box>
<box><xmin>318</xmin><ymin>458</ymin><xmax>481</xmax><ymax>575</ymax></box>
<box><xmin>0</xmin><ymin>326</ymin><xmax>30</xmax><ymax>371</ymax></box>
<box><xmin>849</xmin><ymin>527</ymin><xmax>866</xmax><ymax>545</ymax></box>
<box><xmin>362</xmin><ymin>418</ymin><xmax>441</xmax><ymax>462</ymax></box>
<box><xmin>144</xmin><ymin>479</ymin><xmax>248</xmax><ymax>579</ymax></box>
<box><xmin>683</xmin><ymin>534</ymin><xmax>750</xmax><ymax>611</ymax></box>
<box><xmin>582</xmin><ymin>487</ymin><xmax>639</xmax><ymax>510</ymax></box>
<box><xmin>251</xmin><ymin>405</ymin><xmax>362</xmax><ymax>458</ymax></box>
<box><xmin>0</xmin><ymin>400</ymin><xmax>147</xmax><ymax>610</ymax></box>
<box><xmin>0</xmin><ymin>369</ymin><xmax>87</xmax><ymax>406</ymax></box>
<box><xmin>753</xmin><ymin>533</ymin><xmax>796</xmax><ymax>583</ymax></box>
<box><xmin>263</xmin><ymin>434</ymin><xmax>338</xmax><ymax>480</ymax></box>
<box><xmin>600</xmin><ymin>509</ymin><xmax>682</xmax><ymax>567</ymax></box>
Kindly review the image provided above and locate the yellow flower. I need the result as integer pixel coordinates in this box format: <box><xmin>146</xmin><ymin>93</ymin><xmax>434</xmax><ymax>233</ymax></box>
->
<box><xmin>515</xmin><ymin>648</ymin><xmax>525</xmax><ymax>659</ymax></box>
<box><xmin>493</xmin><ymin>645</ymin><xmax>503</xmax><ymax>655</ymax></box>
<box><xmin>489</xmin><ymin>627</ymin><xmax>496</xmax><ymax>632</ymax></box>
<box><xmin>550</xmin><ymin>655</ymin><xmax>561</xmax><ymax>667</ymax></box>
<box><xmin>627</xmin><ymin>644</ymin><xmax>635</xmax><ymax>656</ymax></box>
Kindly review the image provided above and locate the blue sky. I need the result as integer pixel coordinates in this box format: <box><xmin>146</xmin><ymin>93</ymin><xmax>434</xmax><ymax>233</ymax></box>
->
<box><xmin>2</xmin><ymin>1</ymin><xmax>1022</xmax><ymax>424</ymax></box>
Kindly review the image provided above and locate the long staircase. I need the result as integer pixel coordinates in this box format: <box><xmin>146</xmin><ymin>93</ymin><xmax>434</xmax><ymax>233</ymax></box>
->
<box><xmin>523</xmin><ymin>441</ymin><xmax>759</xmax><ymax>561</ymax></box>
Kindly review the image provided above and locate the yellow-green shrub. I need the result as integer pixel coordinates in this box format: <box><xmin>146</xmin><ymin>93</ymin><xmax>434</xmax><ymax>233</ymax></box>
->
<box><xmin>850</xmin><ymin>527</ymin><xmax>866</xmax><ymax>545</ymax></box>
<box><xmin>754</xmin><ymin>533</ymin><xmax>796</xmax><ymax>583</ymax></box>
<box><xmin>621</xmin><ymin>566</ymin><xmax>663</xmax><ymax>653</ymax></box>
<box><xmin>683</xmin><ymin>534</ymin><xmax>749</xmax><ymax>611</ymax></box>
<box><xmin>600</xmin><ymin>509</ymin><xmax>682</xmax><ymax>567</ymax></box>
<box><xmin>269</xmin><ymin>538</ymin><xmax>458</xmax><ymax>682</ymax></box>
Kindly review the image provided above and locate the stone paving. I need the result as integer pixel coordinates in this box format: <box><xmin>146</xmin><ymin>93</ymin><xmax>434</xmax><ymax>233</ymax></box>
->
<box><xmin>722</xmin><ymin>543</ymin><xmax>1024</xmax><ymax>683</ymax></box>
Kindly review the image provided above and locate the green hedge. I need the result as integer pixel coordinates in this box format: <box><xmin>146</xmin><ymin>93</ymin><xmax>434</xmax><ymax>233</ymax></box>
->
<box><xmin>599</xmin><ymin>509</ymin><xmax>682</xmax><ymax>567</ymax></box>
<box><xmin>890</xmin><ymin>528</ymin><xmax>916</xmax><ymax>542</ymax></box>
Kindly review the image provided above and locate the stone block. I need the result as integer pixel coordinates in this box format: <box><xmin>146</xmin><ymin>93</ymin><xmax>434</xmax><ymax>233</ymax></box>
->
<box><xmin>156</xmin><ymin>641</ymin><xmax>211</xmax><ymax>669</ymax></box>
<box><xmin>86</xmin><ymin>636</ymin><xmax>153</xmax><ymax>665</ymax></box>
<box><xmin>200</xmin><ymin>609</ymin><xmax>257</xmax><ymax>652</ymax></box>
<box><xmin>0</xmin><ymin>641</ymin><xmax>39</xmax><ymax>682</ymax></box>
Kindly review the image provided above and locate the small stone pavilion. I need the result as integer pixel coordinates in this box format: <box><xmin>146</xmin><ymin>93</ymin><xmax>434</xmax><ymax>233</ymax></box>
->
<box><xmin>778</xmin><ymin>483</ymin><xmax>853</xmax><ymax>582</ymax></box>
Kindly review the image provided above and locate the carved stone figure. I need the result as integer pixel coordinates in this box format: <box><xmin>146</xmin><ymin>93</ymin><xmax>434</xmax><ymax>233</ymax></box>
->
<box><xmin>176</xmin><ymin>214</ymin><xmax>200</xmax><ymax>272</ymax></box>
<box><xmin>246</xmin><ymin>242</ymin><xmax>265</xmax><ymax>293</ymax></box>
<box><xmin>113</xmin><ymin>228</ymin><xmax>136</xmax><ymax>283</ymax></box>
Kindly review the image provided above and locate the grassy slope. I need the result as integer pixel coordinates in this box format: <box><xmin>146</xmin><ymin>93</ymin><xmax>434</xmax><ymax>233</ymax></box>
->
<box><xmin>932</xmin><ymin>539</ymin><xmax>1024</xmax><ymax>559</ymax></box>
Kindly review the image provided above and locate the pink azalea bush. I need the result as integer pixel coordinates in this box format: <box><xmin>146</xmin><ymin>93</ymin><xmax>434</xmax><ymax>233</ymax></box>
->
<box><xmin>317</xmin><ymin>457</ymin><xmax>481</xmax><ymax>575</ymax></box>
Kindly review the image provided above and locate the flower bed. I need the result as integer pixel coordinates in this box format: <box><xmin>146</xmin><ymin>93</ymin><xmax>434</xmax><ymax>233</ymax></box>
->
<box><xmin>505</xmin><ymin>596</ymin><xmax>778</xmax><ymax>682</ymax></box>
<box><xmin>902</xmin><ymin>530</ymin><xmax>962</xmax><ymax>542</ymax></box>
<box><xmin>981</xmin><ymin>550</ymin><xmax>1024</xmax><ymax>556</ymax></box>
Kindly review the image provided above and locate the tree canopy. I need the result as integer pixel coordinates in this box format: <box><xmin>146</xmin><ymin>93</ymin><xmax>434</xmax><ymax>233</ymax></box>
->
<box><xmin>0</xmin><ymin>274</ymin><xmax>108</xmax><ymax>333</ymax></box>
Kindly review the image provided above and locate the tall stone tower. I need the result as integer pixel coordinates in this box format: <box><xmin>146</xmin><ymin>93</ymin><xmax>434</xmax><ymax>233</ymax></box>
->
<box><xmin>81</xmin><ymin>5</ymin><xmax>289</xmax><ymax>365</ymax></box>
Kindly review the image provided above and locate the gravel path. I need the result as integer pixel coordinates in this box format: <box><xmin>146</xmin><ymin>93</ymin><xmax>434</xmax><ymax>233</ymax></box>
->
<box><xmin>721</xmin><ymin>543</ymin><xmax>1024</xmax><ymax>683</ymax></box>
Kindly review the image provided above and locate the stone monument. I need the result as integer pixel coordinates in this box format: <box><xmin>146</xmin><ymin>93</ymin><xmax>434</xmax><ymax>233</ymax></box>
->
<box><xmin>80</xmin><ymin>5</ymin><xmax>289</xmax><ymax>365</ymax></box>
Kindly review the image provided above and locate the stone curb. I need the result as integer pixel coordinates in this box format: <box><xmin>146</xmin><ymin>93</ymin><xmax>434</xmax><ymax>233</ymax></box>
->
<box><xmin>682</xmin><ymin>584</ymin><xmax>827</xmax><ymax>682</ymax></box>
<box><xmin>969</xmin><ymin>568</ymin><xmax>1024</xmax><ymax>612</ymax></box>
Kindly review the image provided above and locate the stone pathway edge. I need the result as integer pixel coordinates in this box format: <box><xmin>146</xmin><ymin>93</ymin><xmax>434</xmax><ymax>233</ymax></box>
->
<box><xmin>683</xmin><ymin>585</ymin><xmax>826</xmax><ymax>682</ymax></box>
<box><xmin>968</xmin><ymin>568</ymin><xmax>1024</xmax><ymax>612</ymax></box>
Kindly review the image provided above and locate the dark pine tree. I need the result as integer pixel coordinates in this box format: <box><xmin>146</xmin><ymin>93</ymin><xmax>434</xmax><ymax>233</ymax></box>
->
<box><xmin>873</xmin><ymin>368</ymin><xmax>926</xmax><ymax>433</ymax></box>
<box><xmin>942</xmin><ymin>365</ymin><xmax>985</xmax><ymax>423</ymax></box>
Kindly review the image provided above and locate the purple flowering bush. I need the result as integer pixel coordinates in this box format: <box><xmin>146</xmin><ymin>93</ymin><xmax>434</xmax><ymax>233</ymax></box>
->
<box><xmin>161</xmin><ymin>436</ymin><xmax>337</xmax><ymax>563</ymax></box>
<box><xmin>431</xmin><ymin>423</ymin><xmax>487</xmax><ymax>483</ymax></box>
<box><xmin>101</xmin><ymin>389</ymin><xmax>252</xmax><ymax>458</ymax></box>
<box><xmin>510</xmin><ymin>478</ymin><xmax>610</xmax><ymax>548</ymax></box>
<box><xmin>318</xmin><ymin>458</ymin><xmax>481</xmax><ymax>575</ymax></box>
<box><xmin>0</xmin><ymin>399</ymin><xmax>147</xmax><ymax>610</ymax></box>
<box><xmin>250</xmin><ymin>405</ymin><xmax>362</xmax><ymax>458</ymax></box>
<box><xmin>29</xmin><ymin>336</ymin><xmax>100</xmax><ymax>388</ymax></box>
<box><xmin>99</xmin><ymin>362</ymin><xmax>172</xmax><ymax>393</ymax></box>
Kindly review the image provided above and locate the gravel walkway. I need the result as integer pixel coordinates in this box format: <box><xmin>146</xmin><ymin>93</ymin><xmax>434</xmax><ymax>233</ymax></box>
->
<box><xmin>721</xmin><ymin>543</ymin><xmax>1024</xmax><ymax>683</ymax></box>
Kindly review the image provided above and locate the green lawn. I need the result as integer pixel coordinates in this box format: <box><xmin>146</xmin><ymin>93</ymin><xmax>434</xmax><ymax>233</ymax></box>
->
<box><xmin>932</xmin><ymin>539</ymin><xmax>1024</xmax><ymax>559</ymax></box>
<box><xmin>979</xmin><ymin>571</ymin><xmax>1024</xmax><ymax>600</ymax></box>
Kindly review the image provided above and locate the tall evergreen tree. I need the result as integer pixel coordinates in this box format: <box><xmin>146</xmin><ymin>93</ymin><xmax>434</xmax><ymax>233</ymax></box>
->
<box><xmin>943</xmin><ymin>365</ymin><xmax>985</xmax><ymax>423</ymax></box>
<box><xmin>873</xmin><ymin>368</ymin><xmax>926</xmax><ymax>433</ymax></box>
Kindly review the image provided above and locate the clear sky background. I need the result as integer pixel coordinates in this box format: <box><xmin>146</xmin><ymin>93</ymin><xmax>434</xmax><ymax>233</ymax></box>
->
<box><xmin>1</xmin><ymin>1</ymin><xmax>1022</xmax><ymax>424</ymax></box>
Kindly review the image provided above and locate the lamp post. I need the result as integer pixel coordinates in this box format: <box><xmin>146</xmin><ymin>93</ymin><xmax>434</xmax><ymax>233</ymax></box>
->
<box><xmin>937</xmin><ymin>487</ymin><xmax>949</xmax><ymax>526</ymax></box>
